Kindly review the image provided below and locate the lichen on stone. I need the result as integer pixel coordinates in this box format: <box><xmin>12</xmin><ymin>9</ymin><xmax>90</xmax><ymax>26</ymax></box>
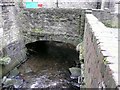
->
<box><xmin>103</xmin><ymin>56</ymin><xmax>109</xmax><ymax>65</ymax></box>
<box><xmin>32</xmin><ymin>28</ymin><xmax>43</xmax><ymax>33</ymax></box>
<box><xmin>0</xmin><ymin>56</ymin><xmax>11</xmax><ymax>65</ymax></box>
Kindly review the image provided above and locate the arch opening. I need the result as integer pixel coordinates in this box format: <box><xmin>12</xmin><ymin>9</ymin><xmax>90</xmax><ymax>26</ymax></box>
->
<box><xmin>17</xmin><ymin>40</ymin><xmax>81</xmax><ymax>89</ymax></box>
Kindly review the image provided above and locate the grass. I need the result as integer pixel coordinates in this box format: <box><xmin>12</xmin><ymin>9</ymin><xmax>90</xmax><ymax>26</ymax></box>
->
<box><xmin>103</xmin><ymin>20</ymin><xmax>120</xmax><ymax>28</ymax></box>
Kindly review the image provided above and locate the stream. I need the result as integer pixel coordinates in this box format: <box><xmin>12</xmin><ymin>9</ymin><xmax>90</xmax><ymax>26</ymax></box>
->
<box><xmin>3</xmin><ymin>41</ymin><xmax>81</xmax><ymax>89</ymax></box>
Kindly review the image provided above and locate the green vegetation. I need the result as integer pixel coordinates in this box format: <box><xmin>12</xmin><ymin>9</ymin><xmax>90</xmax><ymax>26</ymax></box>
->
<box><xmin>103</xmin><ymin>20</ymin><xmax>120</xmax><ymax>28</ymax></box>
<box><xmin>54</xmin><ymin>16</ymin><xmax>61</xmax><ymax>21</ymax></box>
<box><xmin>32</xmin><ymin>28</ymin><xmax>43</xmax><ymax>33</ymax></box>
<box><xmin>0</xmin><ymin>56</ymin><xmax>11</xmax><ymax>65</ymax></box>
<box><xmin>103</xmin><ymin>57</ymin><xmax>109</xmax><ymax>65</ymax></box>
<box><xmin>17</xmin><ymin>11</ymin><xmax>25</xmax><ymax>20</ymax></box>
<box><xmin>30</xmin><ymin>10</ymin><xmax>38</xmax><ymax>13</ymax></box>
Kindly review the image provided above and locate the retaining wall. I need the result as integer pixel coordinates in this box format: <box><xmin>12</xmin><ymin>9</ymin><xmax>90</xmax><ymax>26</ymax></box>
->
<box><xmin>84</xmin><ymin>13</ymin><xmax>118</xmax><ymax>88</ymax></box>
<box><xmin>0</xmin><ymin>2</ymin><xmax>26</xmax><ymax>77</ymax></box>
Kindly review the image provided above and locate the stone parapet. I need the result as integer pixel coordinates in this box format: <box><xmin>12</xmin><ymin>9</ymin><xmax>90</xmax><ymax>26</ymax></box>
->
<box><xmin>84</xmin><ymin>13</ymin><xmax>118</xmax><ymax>88</ymax></box>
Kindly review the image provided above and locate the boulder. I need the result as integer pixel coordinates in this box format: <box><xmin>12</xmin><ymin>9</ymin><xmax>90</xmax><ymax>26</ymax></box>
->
<box><xmin>69</xmin><ymin>67</ymin><xmax>81</xmax><ymax>78</ymax></box>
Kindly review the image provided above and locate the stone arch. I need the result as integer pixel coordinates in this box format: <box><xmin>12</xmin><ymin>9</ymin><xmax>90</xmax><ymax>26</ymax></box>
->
<box><xmin>24</xmin><ymin>32</ymin><xmax>80</xmax><ymax>47</ymax></box>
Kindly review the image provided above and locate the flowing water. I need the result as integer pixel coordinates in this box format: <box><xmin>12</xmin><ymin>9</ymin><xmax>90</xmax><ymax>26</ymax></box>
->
<box><xmin>17</xmin><ymin>41</ymin><xmax>80</xmax><ymax>89</ymax></box>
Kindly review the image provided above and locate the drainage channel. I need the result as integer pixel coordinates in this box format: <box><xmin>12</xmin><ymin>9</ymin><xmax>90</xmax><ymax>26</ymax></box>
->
<box><xmin>2</xmin><ymin>41</ymin><xmax>81</xmax><ymax>89</ymax></box>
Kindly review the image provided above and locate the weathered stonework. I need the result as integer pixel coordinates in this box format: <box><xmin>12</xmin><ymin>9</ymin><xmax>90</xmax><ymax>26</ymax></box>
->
<box><xmin>18</xmin><ymin>8</ymin><xmax>85</xmax><ymax>46</ymax></box>
<box><xmin>0</xmin><ymin>1</ymin><xmax>26</xmax><ymax>77</ymax></box>
<box><xmin>0</xmin><ymin>1</ymin><xmax>119</xmax><ymax>89</ymax></box>
<box><xmin>84</xmin><ymin>13</ymin><xmax>118</xmax><ymax>88</ymax></box>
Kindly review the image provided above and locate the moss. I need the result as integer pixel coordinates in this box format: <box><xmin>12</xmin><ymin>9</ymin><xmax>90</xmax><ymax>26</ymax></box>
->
<box><xmin>22</xmin><ymin>11</ymin><xmax>28</xmax><ymax>14</ymax></box>
<box><xmin>54</xmin><ymin>16</ymin><xmax>61</xmax><ymax>21</ymax></box>
<box><xmin>30</xmin><ymin>10</ymin><xmax>37</xmax><ymax>14</ymax></box>
<box><xmin>32</xmin><ymin>28</ymin><xmax>43</xmax><ymax>33</ymax></box>
<box><xmin>103</xmin><ymin>20</ymin><xmax>120</xmax><ymax>28</ymax></box>
<box><xmin>18</xmin><ymin>11</ymin><xmax>27</xmax><ymax>18</ymax></box>
<box><xmin>103</xmin><ymin>57</ymin><xmax>109</xmax><ymax>65</ymax></box>
<box><xmin>0</xmin><ymin>56</ymin><xmax>11</xmax><ymax>65</ymax></box>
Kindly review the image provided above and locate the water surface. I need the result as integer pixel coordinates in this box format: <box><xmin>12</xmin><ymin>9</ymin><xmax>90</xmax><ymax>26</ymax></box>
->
<box><xmin>18</xmin><ymin>41</ymin><xmax>80</xmax><ymax>89</ymax></box>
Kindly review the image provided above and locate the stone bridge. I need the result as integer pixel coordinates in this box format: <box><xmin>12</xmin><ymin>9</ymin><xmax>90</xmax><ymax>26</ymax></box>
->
<box><xmin>18</xmin><ymin>8</ymin><xmax>85</xmax><ymax>46</ymax></box>
<box><xmin>0</xmin><ymin>1</ymin><xmax>119</xmax><ymax>89</ymax></box>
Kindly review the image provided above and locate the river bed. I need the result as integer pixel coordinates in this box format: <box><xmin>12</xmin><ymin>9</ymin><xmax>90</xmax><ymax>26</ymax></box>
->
<box><xmin>17</xmin><ymin>41</ymin><xmax>80</xmax><ymax>89</ymax></box>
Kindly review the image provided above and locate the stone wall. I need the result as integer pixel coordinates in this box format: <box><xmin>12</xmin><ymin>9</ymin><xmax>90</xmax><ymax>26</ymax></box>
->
<box><xmin>21</xmin><ymin>0</ymin><xmax>98</xmax><ymax>9</ymax></box>
<box><xmin>0</xmin><ymin>2</ymin><xmax>26</xmax><ymax>77</ymax></box>
<box><xmin>83</xmin><ymin>13</ymin><xmax>118</xmax><ymax>88</ymax></box>
<box><xmin>0</xmin><ymin>5</ymin><xmax>4</xmax><ymax>56</ymax></box>
<box><xmin>18</xmin><ymin>8</ymin><xmax>85</xmax><ymax>46</ymax></box>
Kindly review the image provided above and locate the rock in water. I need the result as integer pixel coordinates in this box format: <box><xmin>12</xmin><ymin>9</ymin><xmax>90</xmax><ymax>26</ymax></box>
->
<box><xmin>9</xmin><ymin>68</ymin><xmax>19</xmax><ymax>78</ymax></box>
<box><xmin>2</xmin><ymin>78</ymin><xmax>15</xmax><ymax>87</ymax></box>
<box><xmin>69</xmin><ymin>67</ymin><xmax>81</xmax><ymax>78</ymax></box>
<box><xmin>14</xmin><ymin>79</ymin><xmax>23</xmax><ymax>88</ymax></box>
<box><xmin>25</xmin><ymin>66</ymin><xmax>32</xmax><ymax>74</ymax></box>
<box><xmin>76</xmin><ymin>43</ymin><xmax>80</xmax><ymax>52</ymax></box>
